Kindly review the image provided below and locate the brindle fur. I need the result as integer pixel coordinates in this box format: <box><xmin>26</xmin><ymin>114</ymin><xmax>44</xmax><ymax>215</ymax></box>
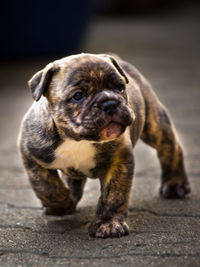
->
<box><xmin>18</xmin><ymin>53</ymin><xmax>190</xmax><ymax>238</ymax></box>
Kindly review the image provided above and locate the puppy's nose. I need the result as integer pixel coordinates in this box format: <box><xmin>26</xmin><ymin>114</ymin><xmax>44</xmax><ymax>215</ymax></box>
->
<box><xmin>101</xmin><ymin>100</ymin><xmax>118</xmax><ymax>115</ymax></box>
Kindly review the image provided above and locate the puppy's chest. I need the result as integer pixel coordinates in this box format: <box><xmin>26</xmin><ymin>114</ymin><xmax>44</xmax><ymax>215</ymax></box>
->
<box><xmin>48</xmin><ymin>139</ymin><xmax>97</xmax><ymax>176</ymax></box>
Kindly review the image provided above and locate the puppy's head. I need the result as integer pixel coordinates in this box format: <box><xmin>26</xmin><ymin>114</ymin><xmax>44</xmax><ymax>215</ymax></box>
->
<box><xmin>28</xmin><ymin>54</ymin><xmax>134</xmax><ymax>142</ymax></box>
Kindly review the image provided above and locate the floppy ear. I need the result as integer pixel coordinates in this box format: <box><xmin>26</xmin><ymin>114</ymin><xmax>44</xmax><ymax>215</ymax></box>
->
<box><xmin>109</xmin><ymin>56</ymin><xmax>129</xmax><ymax>84</ymax></box>
<box><xmin>28</xmin><ymin>63</ymin><xmax>58</xmax><ymax>101</ymax></box>
<box><xmin>99</xmin><ymin>54</ymin><xmax>129</xmax><ymax>84</ymax></box>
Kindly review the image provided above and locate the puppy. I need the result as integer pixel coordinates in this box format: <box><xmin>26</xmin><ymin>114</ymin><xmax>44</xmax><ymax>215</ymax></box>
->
<box><xmin>18</xmin><ymin>53</ymin><xmax>190</xmax><ymax>238</ymax></box>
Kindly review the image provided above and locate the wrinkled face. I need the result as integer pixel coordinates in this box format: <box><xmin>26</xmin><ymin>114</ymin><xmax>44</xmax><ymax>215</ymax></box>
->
<box><xmin>46</xmin><ymin>56</ymin><xmax>134</xmax><ymax>142</ymax></box>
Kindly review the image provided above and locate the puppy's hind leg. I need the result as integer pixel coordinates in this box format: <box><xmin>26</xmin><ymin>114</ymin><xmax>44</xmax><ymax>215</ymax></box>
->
<box><xmin>23</xmin><ymin>158</ymin><xmax>75</xmax><ymax>215</ymax></box>
<box><xmin>140</xmin><ymin>88</ymin><xmax>190</xmax><ymax>198</ymax></box>
<box><xmin>60</xmin><ymin>172</ymin><xmax>87</xmax><ymax>210</ymax></box>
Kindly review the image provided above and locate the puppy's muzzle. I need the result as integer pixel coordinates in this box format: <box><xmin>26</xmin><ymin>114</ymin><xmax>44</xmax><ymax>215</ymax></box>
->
<box><xmin>94</xmin><ymin>93</ymin><xmax>132</xmax><ymax>141</ymax></box>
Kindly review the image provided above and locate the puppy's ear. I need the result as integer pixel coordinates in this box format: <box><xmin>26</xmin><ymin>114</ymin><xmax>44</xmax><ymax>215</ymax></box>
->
<box><xmin>109</xmin><ymin>56</ymin><xmax>129</xmax><ymax>84</ymax></box>
<box><xmin>28</xmin><ymin>63</ymin><xmax>58</xmax><ymax>101</ymax></box>
<box><xmin>99</xmin><ymin>54</ymin><xmax>129</xmax><ymax>84</ymax></box>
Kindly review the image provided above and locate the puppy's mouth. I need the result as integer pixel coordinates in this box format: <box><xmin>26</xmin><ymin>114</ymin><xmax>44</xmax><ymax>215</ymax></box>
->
<box><xmin>100</xmin><ymin>121</ymin><xmax>125</xmax><ymax>141</ymax></box>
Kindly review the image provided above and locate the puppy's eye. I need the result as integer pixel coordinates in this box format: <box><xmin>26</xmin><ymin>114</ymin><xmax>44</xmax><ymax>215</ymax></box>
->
<box><xmin>116</xmin><ymin>84</ymin><xmax>125</xmax><ymax>94</ymax></box>
<box><xmin>72</xmin><ymin>91</ymin><xmax>85</xmax><ymax>103</ymax></box>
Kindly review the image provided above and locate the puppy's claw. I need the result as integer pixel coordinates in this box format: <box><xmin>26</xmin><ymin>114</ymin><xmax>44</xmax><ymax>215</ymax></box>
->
<box><xmin>121</xmin><ymin>221</ymin><xmax>130</xmax><ymax>235</ymax></box>
<box><xmin>96</xmin><ymin>225</ymin><xmax>110</xmax><ymax>238</ymax></box>
<box><xmin>110</xmin><ymin>224</ymin><xmax>124</xmax><ymax>237</ymax></box>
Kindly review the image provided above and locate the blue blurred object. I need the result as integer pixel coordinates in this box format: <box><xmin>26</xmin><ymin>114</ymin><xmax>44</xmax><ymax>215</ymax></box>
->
<box><xmin>1</xmin><ymin>1</ymin><xmax>95</xmax><ymax>59</ymax></box>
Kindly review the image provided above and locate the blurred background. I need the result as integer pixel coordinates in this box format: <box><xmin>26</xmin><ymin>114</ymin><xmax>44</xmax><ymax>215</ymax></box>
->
<box><xmin>0</xmin><ymin>0</ymin><xmax>199</xmax><ymax>205</ymax></box>
<box><xmin>1</xmin><ymin>0</ymin><xmax>200</xmax><ymax>59</ymax></box>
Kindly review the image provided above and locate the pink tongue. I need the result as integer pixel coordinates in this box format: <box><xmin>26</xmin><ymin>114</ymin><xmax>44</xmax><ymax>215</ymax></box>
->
<box><xmin>100</xmin><ymin>122</ymin><xmax>122</xmax><ymax>140</ymax></box>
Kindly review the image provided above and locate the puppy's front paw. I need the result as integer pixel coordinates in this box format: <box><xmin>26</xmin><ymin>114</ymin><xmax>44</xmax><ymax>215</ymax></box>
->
<box><xmin>44</xmin><ymin>206</ymin><xmax>75</xmax><ymax>216</ymax></box>
<box><xmin>44</xmin><ymin>200</ymin><xmax>76</xmax><ymax>216</ymax></box>
<box><xmin>160</xmin><ymin>181</ymin><xmax>190</xmax><ymax>199</ymax></box>
<box><xmin>88</xmin><ymin>217</ymin><xmax>129</xmax><ymax>238</ymax></box>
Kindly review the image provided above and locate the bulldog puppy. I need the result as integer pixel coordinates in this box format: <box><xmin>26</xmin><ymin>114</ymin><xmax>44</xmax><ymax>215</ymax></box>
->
<box><xmin>18</xmin><ymin>53</ymin><xmax>190</xmax><ymax>238</ymax></box>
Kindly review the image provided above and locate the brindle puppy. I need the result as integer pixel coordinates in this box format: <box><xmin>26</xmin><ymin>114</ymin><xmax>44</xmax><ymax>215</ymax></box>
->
<box><xmin>18</xmin><ymin>53</ymin><xmax>190</xmax><ymax>238</ymax></box>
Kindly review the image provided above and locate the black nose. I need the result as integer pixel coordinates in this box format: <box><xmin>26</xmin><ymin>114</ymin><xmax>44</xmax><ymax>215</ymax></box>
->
<box><xmin>101</xmin><ymin>100</ymin><xmax>118</xmax><ymax>115</ymax></box>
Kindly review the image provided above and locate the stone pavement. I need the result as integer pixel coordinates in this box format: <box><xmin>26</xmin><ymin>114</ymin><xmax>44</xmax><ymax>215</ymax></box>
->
<box><xmin>0</xmin><ymin>5</ymin><xmax>200</xmax><ymax>266</ymax></box>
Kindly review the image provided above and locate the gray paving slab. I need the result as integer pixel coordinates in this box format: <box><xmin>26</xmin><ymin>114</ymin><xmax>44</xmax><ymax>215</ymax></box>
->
<box><xmin>0</xmin><ymin>5</ymin><xmax>200</xmax><ymax>267</ymax></box>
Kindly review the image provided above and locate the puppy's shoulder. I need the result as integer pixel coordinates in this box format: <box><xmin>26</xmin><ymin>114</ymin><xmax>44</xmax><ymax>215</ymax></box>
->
<box><xmin>18</xmin><ymin>97</ymin><xmax>60</xmax><ymax>163</ymax></box>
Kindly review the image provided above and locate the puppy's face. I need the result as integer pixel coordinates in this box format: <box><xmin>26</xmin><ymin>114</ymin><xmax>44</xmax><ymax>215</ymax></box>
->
<box><xmin>29</xmin><ymin>54</ymin><xmax>134</xmax><ymax>142</ymax></box>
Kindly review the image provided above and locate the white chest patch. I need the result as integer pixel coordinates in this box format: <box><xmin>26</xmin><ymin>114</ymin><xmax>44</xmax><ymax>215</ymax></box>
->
<box><xmin>47</xmin><ymin>139</ymin><xmax>96</xmax><ymax>176</ymax></box>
